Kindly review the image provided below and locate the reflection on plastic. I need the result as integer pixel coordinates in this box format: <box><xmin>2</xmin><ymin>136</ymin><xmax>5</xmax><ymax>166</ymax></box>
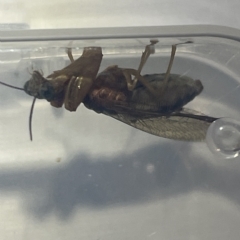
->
<box><xmin>206</xmin><ymin>118</ymin><xmax>240</xmax><ymax>159</ymax></box>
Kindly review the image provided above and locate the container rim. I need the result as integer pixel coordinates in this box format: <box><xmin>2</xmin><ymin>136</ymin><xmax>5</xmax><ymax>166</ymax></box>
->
<box><xmin>0</xmin><ymin>25</ymin><xmax>240</xmax><ymax>43</ymax></box>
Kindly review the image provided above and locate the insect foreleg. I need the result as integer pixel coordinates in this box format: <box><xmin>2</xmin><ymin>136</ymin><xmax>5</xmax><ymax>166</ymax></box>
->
<box><xmin>64</xmin><ymin>76</ymin><xmax>93</xmax><ymax>111</ymax></box>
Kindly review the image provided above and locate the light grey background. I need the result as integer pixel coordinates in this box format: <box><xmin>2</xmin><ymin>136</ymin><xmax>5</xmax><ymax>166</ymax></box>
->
<box><xmin>0</xmin><ymin>0</ymin><xmax>239</xmax><ymax>29</ymax></box>
<box><xmin>0</xmin><ymin>1</ymin><xmax>240</xmax><ymax>240</ymax></box>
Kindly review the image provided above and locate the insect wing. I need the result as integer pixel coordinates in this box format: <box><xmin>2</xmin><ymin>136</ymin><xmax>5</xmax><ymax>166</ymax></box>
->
<box><xmin>84</xmin><ymin>92</ymin><xmax>217</xmax><ymax>141</ymax></box>
<box><xmin>104</xmin><ymin>109</ymin><xmax>217</xmax><ymax>141</ymax></box>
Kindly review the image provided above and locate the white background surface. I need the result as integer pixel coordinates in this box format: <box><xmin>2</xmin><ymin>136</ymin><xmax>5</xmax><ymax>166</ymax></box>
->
<box><xmin>0</xmin><ymin>1</ymin><xmax>240</xmax><ymax>240</ymax></box>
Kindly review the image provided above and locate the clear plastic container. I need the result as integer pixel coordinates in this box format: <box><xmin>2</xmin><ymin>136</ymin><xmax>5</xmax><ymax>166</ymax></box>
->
<box><xmin>0</xmin><ymin>25</ymin><xmax>240</xmax><ymax>240</ymax></box>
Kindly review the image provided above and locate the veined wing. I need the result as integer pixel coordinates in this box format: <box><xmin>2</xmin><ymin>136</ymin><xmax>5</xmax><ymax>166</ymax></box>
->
<box><xmin>103</xmin><ymin>108</ymin><xmax>217</xmax><ymax>141</ymax></box>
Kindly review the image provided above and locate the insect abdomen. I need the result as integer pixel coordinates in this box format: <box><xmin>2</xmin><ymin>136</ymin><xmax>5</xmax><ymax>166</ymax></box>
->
<box><xmin>90</xmin><ymin>88</ymin><xmax>127</xmax><ymax>102</ymax></box>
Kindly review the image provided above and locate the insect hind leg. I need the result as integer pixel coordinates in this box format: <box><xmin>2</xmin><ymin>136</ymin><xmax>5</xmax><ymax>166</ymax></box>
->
<box><xmin>160</xmin><ymin>41</ymin><xmax>193</xmax><ymax>94</ymax></box>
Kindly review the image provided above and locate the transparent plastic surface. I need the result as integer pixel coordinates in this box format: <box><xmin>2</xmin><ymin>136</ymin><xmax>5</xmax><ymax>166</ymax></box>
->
<box><xmin>0</xmin><ymin>31</ymin><xmax>240</xmax><ymax>240</ymax></box>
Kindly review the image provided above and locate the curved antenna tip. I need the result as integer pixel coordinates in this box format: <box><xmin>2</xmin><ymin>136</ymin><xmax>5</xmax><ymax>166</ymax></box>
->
<box><xmin>29</xmin><ymin>97</ymin><xmax>36</xmax><ymax>141</ymax></box>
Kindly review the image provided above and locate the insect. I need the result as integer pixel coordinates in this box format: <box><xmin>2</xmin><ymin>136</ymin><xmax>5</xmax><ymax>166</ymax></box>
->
<box><xmin>0</xmin><ymin>40</ymin><xmax>217</xmax><ymax>141</ymax></box>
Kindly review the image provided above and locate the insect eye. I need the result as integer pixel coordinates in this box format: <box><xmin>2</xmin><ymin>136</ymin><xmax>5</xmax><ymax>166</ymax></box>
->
<box><xmin>39</xmin><ymin>82</ymin><xmax>55</xmax><ymax>101</ymax></box>
<box><xmin>24</xmin><ymin>80</ymin><xmax>35</xmax><ymax>96</ymax></box>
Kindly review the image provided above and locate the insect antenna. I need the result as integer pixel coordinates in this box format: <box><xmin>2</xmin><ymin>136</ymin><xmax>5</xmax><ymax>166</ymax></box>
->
<box><xmin>0</xmin><ymin>80</ymin><xmax>36</xmax><ymax>141</ymax></box>
<box><xmin>29</xmin><ymin>97</ymin><xmax>36</xmax><ymax>141</ymax></box>
<box><xmin>0</xmin><ymin>81</ymin><xmax>24</xmax><ymax>91</ymax></box>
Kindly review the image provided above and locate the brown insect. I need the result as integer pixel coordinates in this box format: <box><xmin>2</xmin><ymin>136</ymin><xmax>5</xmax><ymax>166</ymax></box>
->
<box><xmin>0</xmin><ymin>41</ymin><xmax>217</xmax><ymax>141</ymax></box>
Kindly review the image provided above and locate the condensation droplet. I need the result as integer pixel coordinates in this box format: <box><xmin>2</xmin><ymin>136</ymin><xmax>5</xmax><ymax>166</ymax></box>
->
<box><xmin>206</xmin><ymin>118</ymin><xmax>240</xmax><ymax>159</ymax></box>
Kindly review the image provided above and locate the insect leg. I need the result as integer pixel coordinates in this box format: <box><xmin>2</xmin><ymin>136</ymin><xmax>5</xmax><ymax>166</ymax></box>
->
<box><xmin>160</xmin><ymin>41</ymin><xmax>193</xmax><ymax>94</ymax></box>
<box><xmin>161</xmin><ymin>44</ymin><xmax>177</xmax><ymax>89</ymax></box>
<box><xmin>123</xmin><ymin>41</ymin><xmax>193</xmax><ymax>99</ymax></box>
<box><xmin>66</xmin><ymin>48</ymin><xmax>75</xmax><ymax>63</ymax></box>
<box><xmin>64</xmin><ymin>76</ymin><xmax>93</xmax><ymax>111</ymax></box>
<box><xmin>122</xmin><ymin>68</ymin><xmax>159</xmax><ymax>98</ymax></box>
<box><xmin>137</xmin><ymin>39</ymin><xmax>159</xmax><ymax>73</ymax></box>
<box><xmin>122</xmin><ymin>40</ymin><xmax>158</xmax><ymax>91</ymax></box>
